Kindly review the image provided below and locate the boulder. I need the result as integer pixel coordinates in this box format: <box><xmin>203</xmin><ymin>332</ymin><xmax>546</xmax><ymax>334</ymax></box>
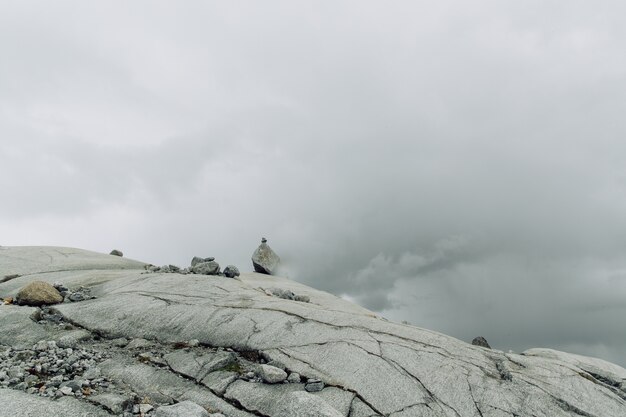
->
<box><xmin>109</xmin><ymin>249</ymin><xmax>123</xmax><ymax>257</ymax></box>
<box><xmin>223</xmin><ymin>265</ymin><xmax>240</xmax><ymax>278</ymax></box>
<box><xmin>471</xmin><ymin>336</ymin><xmax>491</xmax><ymax>349</ymax></box>
<box><xmin>15</xmin><ymin>281</ymin><xmax>63</xmax><ymax>306</ymax></box>
<box><xmin>191</xmin><ymin>261</ymin><xmax>220</xmax><ymax>275</ymax></box>
<box><xmin>251</xmin><ymin>238</ymin><xmax>280</xmax><ymax>275</ymax></box>
<box><xmin>154</xmin><ymin>400</ymin><xmax>209</xmax><ymax>417</ymax></box>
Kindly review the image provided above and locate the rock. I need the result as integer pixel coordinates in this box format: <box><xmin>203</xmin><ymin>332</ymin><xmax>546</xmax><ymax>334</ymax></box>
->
<box><xmin>58</xmin><ymin>386</ymin><xmax>73</xmax><ymax>395</ymax></box>
<box><xmin>268</xmin><ymin>287</ymin><xmax>295</xmax><ymax>300</ymax></box>
<box><xmin>257</xmin><ymin>364</ymin><xmax>287</xmax><ymax>383</ymax></box>
<box><xmin>287</xmin><ymin>372</ymin><xmax>301</xmax><ymax>383</ymax></box>
<box><xmin>191</xmin><ymin>261</ymin><xmax>220</xmax><ymax>275</ymax></box>
<box><xmin>251</xmin><ymin>238</ymin><xmax>280</xmax><ymax>274</ymax></box>
<box><xmin>274</xmin><ymin>391</ymin><xmax>343</xmax><ymax>417</ymax></box>
<box><xmin>139</xmin><ymin>404</ymin><xmax>154</xmax><ymax>414</ymax></box>
<box><xmin>109</xmin><ymin>249</ymin><xmax>123</xmax><ymax>257</ymax></box>
<box><xmin>191</xmin><ymin>256</ymin><xmax>215</xmax><ymax>267</ymax></box>
<box><xmin>155</xmin><ymin>401</ymin><xmax>209</xmax><ymax>417</ymax></box>
<box><xmin>223</xmin><ymin>265</ymin><xmax>240</xmax><ymax>278</ymax></box>
<box><xmin>294</xmin><ymin>294</ymin><xmax>310</xmax><ymax>303</ymax></box>
<box><xmin>471</xmin><ymin>336</ymin><xmax>491</xmax><ymax>349</ymax></box>
<box><xmin>3</xmin><ymin>245</ymin><xmax>626</xmax><ymax>417</ymax></box>
<box><xmin>16</xmin><ymin>281</ymin><xmax>63</xmax><ymax>306</ymax></box>
<box><xmin>82</xmin><ymin>367</ymin><xmax>101</xmax><ymax>380</ymax></box>
<box><xmin>305</xmin><ymin>379</ymin><xmax>325</xmax><ymax>392</ymax></box>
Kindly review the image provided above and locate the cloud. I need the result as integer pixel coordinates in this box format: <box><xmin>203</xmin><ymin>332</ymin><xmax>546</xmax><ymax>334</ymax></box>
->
<box><xmin>1</xmin><ymin>0</ymin><xmax>626</xmax><ymax>367</ymax></box>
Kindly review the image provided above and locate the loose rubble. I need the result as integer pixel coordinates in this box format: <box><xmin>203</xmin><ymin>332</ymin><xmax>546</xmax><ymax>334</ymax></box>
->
<box><xmin>265</xmin><ymin>287</ymin><xmax>310</xmax><ymax>303</ymax></box>
<box><xmin>144</xmin><ymin>256</ymin><xmax>240</xmax><ymax>279</ymax></box>
<box><xmin>0</xmin><ymin>340</ymin><xmax>110</xmax><ymax>398</ymax></box>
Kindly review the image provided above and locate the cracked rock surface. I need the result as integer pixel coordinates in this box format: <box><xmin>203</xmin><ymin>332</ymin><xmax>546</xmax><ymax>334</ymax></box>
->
<box><xmin>1</xmin><ymin>246</ymin><xmax>626</xmax><ymax>416</ymax></box>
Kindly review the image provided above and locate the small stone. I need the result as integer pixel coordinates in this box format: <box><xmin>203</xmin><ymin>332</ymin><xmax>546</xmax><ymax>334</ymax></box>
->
<box><xmin>34</xmin><ymin>341</ymin><xmax>48</xmax><ymax>352</ymax></box>
<box><xmin>60</xmin><ymin>379</ymin><xmax>82</xmax><ymax>392</ymax></box>
<box><xmin>16</xmin><ymin>281</ymin><xmax>63</xmax><ymax>306</ymax></box>
<box><xmin>187</xmin><ymin>339</ymin><xmax>200</xmax><ymax>347</ymax></box>
<box><xmin>191</xmin><ymin>261</ymin><xmax>220</xmax><ymax>275</ymax></box>
<box><xmin>68</xmin><ymin>292</ymin><xmax>87</xmax><ymax>302</ymax></box>
<box><xmin>223</xmin><ymin>265</ymin><xmax>240</xmax><ymax>278</ymax></box>
<box><xmin>110</xmin><ymin>249</ymin><xmax>123</xmax><ymax>257</ymax></box>
<box><xmin>111</xmin><ymin>337</ymin><xmax>129</xmax><ymax>347</ymax></box>
<box><xmin>139</xmin><ymin>404</ymin><xmax>154</xmax><ymax>414</ymax></box>
<box><xmin>294</xmin><ymin>295</ymin><xmax>310</xmax><ymax>303</ymax></box>
<box><xmin>305</xmin><ymin>379</ymin><xmax>325</xmax><ymax>392</ymax></box>
<box><xmin>155</xmin><ymin>401</ymin><xmax>209</xmax><ymax>417</ymax></box>
<box><xmin>59</xmin><ymin>386</ymin><xmax>73</xmax><ymax>395</ymax></box>
<box><xmin>82</xmin><ymin>367</ymin><xmax>101</xmax><ymax>380</ymax></box>
<box><xmin>287</xmin><ymin>372</ymin><xmax>301</xmax><ymax>383</ymax></box>
<box><xmin>257</xmin><ymin>364</ymin><xmax>288</xmax><ymax>384</ymax></box>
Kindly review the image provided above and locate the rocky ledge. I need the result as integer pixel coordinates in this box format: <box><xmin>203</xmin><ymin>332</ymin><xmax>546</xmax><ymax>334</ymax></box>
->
<box><xmin>0</xmin><ymin>246</ymin><xmax>625</xmax><ymax>417</ymax></box>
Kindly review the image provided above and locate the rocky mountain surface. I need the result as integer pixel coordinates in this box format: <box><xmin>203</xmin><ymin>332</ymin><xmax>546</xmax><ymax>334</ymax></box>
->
<box><xmin>1</xmin><ymin>246</ymin><xmax>625</xmax><ymax>416</ymax></box>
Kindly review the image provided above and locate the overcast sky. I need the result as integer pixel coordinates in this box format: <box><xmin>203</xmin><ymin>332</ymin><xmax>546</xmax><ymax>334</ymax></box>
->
<box><xmin>2</xmin><ymin>0</ymin><xmax>626</xmax><ymax>367</ymax></box>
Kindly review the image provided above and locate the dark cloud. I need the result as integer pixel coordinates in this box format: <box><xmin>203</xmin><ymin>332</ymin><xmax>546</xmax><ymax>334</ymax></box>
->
<box><xmin>1</xmin><ymin>0</ymin><xmax>626</xmax><ymax>367</ymax></box>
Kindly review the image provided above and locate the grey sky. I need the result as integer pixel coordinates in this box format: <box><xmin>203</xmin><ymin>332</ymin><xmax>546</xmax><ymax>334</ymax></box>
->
<box><xmin>2</xmin><ymin>1</ymin><xmax>626</xmax><ymax>366</ymax></box>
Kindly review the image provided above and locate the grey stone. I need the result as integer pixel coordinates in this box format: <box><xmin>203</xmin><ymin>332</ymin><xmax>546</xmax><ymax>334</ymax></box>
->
<box><xmin>257</xmin><ymin>364</ymin><xmax>288</xmax><ymax>383</ymax></box>
<box><xmin>155</xmin><ymin>401</ymin><xmax>209</xmax><ymax>417</ymax></box>
<box><xmin>305</xmin><ymin>380</ymin><xmax>325</xmax><ymax>392</ymax></box>
<box><xmin>16</xmin><ymin>281</ymin><xmax>63</xmax><ymax>306</ymax></box>
<box><xmin>251</xmin><ymin>238</ymin><xmax>280</xmax><ymax>274</ymax></box>
<box><xmin>294</xmin><ymin>294</ymin><xmax>310</xmax><ymax>303</ymax></box>
<box><xmin>223</xmin><ymin>265</ymin><xmax>240</xmax><ymax>278</ymax></box>
<box><xmin>191</xmin><ymin>256</ymin><xmax>215</xmax><ymax>267</ymax></box>
<box><xmin>287</xmin><ymin>372</ymin><xmax>301</xmax><ymax>383</ymax></box>
<box><xmin>82</xmin><ymin>366</ymin><xmax>101</xmax><ymax>379</ymax></box>
<box><xmin>191</xmin><ymin>261</ymin><xmax>220</xmax><ymax>275</ymax></box>
<box><xmin>471</xmin><ymin>336</ymin><xmax>491</xmax><ymax>349</ymax></box>
<box><xmin>110</xmin><ymin>249</ymin><xmax>123</xmax><ymax>257</ymax></box>
<box><xmin>274</xmin><ymin>391</ymin><xmax>344</xmax><ymax>417</ymax></box>
<box><xmin>58</xmin><ymin>386</ymin><xmax>73</xmax><ymax>395</ymax></box>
